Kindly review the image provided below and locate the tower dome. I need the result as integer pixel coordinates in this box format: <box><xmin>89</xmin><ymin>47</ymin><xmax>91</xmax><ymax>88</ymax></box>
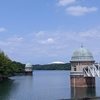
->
<box><xmin>25</xmin><ymin>63</ymin><xmax>32</xmax><ymax>68</ymax></box>
<box><xmin>71</xmin><ymin>47</ymin><xmax>94</xmax><ymax>62</ymax></box>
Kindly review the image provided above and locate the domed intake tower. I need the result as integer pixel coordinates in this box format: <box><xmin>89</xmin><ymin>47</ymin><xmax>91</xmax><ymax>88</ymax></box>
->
<box><xmin>25</xmin><ymin>63</ymin><xmax>33</xmax><ymax>75</ymax></box>
<box><xmin>70</xmin><ymin>46</ymin><xmax>95</xmax><ymax>87</ymax></box>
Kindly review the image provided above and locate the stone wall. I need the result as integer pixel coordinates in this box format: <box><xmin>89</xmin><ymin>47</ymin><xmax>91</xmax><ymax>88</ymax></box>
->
<box><xmin>70</xmin><ymin>76</ymin><xmax>95</xmax><ymax>87</ymax></box>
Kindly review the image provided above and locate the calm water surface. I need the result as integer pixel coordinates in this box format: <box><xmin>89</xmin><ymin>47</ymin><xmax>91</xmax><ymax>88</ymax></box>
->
<box><xmin>0</xmin><ymin>70</ymin><xmax>100</xmax><ymax>100</ymax></box>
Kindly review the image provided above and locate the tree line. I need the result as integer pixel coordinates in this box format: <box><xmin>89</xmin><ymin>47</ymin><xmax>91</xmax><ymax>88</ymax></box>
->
<box><xmin>33</xmin><ymin>63</ymin><xmax>71</xmax><ymax>70</ymax></box>
<box><xmin>0</xmin><ymin>50</ymin><xmax>25</xmax><ymax>80</ymax></box>
<box><xmin>0</xmin><ymin>49</ymin><xmax>71</xmax><ymax>80</ymax></box>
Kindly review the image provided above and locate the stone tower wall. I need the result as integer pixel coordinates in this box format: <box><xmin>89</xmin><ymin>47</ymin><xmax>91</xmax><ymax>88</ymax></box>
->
<box><xmin>70</xmin><ymin>76</ymin><xmax>95</xmax><ymax>87</ymax></box>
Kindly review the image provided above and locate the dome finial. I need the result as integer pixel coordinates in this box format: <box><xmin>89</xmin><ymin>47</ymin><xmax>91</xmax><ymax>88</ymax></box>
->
<box><xmin>81</xmin><ymin>44</ymin><xmax>83</xmax><ymax>48</ymax></box>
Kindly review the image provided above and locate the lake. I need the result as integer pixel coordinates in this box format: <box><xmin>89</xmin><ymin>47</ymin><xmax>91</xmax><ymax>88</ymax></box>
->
<box><xmin>0</xmin><ymin>70</ymin><xmax>100</xmax><ymax>100</ymax></box>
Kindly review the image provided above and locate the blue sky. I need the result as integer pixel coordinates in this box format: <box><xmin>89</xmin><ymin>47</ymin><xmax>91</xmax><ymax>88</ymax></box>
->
<box><xmin>0</xmin><ymin>0</ymin><xmax>100</xmax><ymax>64</ymax></box>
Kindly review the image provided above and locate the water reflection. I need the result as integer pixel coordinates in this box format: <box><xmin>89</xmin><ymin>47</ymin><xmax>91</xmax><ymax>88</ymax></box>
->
<box><xmin>71</xmin><ymin>87</ymin><xmax>96</xmax><ymax>99</ymax></box>
<box><xmin>0</xmin><ymin>80</ymin><xmax>14</xmax><ymax>100</ymax></box>
<box><xmin>0</xmin><ymin>71</ymin><xmax>100</xmax><ymax>100</ymax></box>
<box><xmin>0</xmin><ymin>75</ymin><xmax>33</xmax><ymax>100</ymax></box>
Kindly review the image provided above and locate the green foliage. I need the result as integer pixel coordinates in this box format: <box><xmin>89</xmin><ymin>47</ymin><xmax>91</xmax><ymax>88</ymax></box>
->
<box><xmin>0</xmin><ymin>50</ymin><xmax>25</xmax><ymax>80</ymax></box>
<box><xmin>33</xmin><ymin>63</ymin><xmax>71</xmax><ymax>70</ymax></box>
<box><xmin>0</xmin><ymin>50</ymin><xmax>12</xmax><ymax>79</ymax></box>
<box><xmin>10</xmin><ymin>61</ymin><xmax>25</xmax><ymax>73</ymax></box>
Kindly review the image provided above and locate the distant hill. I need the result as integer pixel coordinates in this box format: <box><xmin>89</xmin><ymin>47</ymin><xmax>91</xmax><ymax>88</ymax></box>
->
<box><xmin>33</xmin><ymin>63</ymin><xmax>71</xmax><ymax>70</ymax></box>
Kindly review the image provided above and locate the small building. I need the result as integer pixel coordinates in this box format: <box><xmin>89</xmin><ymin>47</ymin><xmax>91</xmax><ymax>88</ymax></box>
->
<box><xmin>70</xmin><ymin>46</ymin><xmax>95</xmax><ymax>87</ymax></box>
<box><xmin>25</xmin><ymin>63</ymin><xmax>33</xmax><ymax>75</ymax></box>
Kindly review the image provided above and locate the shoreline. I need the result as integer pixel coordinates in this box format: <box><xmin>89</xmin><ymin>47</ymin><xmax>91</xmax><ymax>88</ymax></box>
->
<box><xmin>0</xmin><ymin>77</ymin><xmax>10</xmax><ymax>81</ymax></box>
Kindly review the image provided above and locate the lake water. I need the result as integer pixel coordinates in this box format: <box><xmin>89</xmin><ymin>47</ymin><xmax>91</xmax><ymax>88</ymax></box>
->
<box><xmin>0</xmin><ymin>70</ymin><xmax>100</xmax><ymax>100</ymax></box>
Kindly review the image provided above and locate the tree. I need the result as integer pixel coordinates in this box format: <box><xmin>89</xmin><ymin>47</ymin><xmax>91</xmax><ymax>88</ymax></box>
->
<box><xmin>0</xmin><ymin>49</ymin><xmax>25</xmax><ymax>80</ymax></box>
<box><xmin>0</xmin><ymin>50</ymin><xmax>12</xmax><ymax>79</ymax></box>
<box><xmin>33</xmin><ymin>63</ymin><xmax>71</xmax><ymax>70</ymax></box>
<box><xmin>10</xmin><ymin>61</ymin><xmax>25</xmax><ymax>73</ymax></box>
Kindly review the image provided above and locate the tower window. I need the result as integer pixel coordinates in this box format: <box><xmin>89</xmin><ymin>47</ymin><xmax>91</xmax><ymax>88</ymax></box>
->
<box><xmin>74</xmin><ymin>66</ymin><xmax>76</xmax><ymax>71</ymax></box>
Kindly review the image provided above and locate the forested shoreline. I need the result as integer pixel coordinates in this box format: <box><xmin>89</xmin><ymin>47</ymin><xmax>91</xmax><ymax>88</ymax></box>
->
<box><xmin>0</xmin><ymin>49</ymin><xmax>71</xmax><ymax>81</ymax></box>
<box><xmin>0</xmin><ymin>50</ymin><xmax>25</xmax><ymax>81</ymax></box>
<box><xmin>33</xmin><ymin>63</ymin><xmax>71</xmax><ymax>70</ymax></box>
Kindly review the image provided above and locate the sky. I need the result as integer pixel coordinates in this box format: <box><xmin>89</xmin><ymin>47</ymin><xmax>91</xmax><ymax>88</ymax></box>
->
<box><xmin>0</xmin><ymin>0</ymin><xmax>100</xmax><ymax>64</ymax></box>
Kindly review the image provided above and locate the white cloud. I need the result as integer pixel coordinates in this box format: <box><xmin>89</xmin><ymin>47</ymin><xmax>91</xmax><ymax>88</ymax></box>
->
<box><xmin>66</xmin><ymin>6</ymin><xmax>98</xmax><ymax>16</ymax></box>
<box><xmin>0</xmin><ymin>27</ymin><xmax>6</xmax><ymax>32</ymax></box>
<box><xmin>57</xmin><ymin>0</ymin><xmax>76</xmax><ymax>6</ymax></box>
<box><xmin>52</xmin><ymin>44</ymin><xmax>68</xmax><ymax>49</ymax></box>
<box><xmin>8</xmin><ymin>35</ymin><xmax>24</xmax><ymax>42</ymax></box>
<box><xmin>1</xmin><ymin>27</ymin><xmax>100</xmax><ymax>64</ymax></box>
<box><xmin>0</xmin><ymin>36</ymin><xmax>24</xmax><ymax>56</ymax></box>
<box><xmin>39</xmin><ymin>38</ymin><xmax>55</xmax><ymax>44</ymax></box>
<box><xmin>35</xmin><ymin>31</ymin><xmax>45</xmax><ymax>37</ymax></box>
<box><xmin>80</xmin><ymin>29</ymin><xmax>100</xmax><ymax>37</ymax></box>
<box><xmin>0</xmin><ymin>41</ymin><xmax>11</xmax><ymax>46</ymax></box>
<box><xmin>47</xmin><ymin>38</ymin><xmax>54</xmax><ymax>43</ymax></box>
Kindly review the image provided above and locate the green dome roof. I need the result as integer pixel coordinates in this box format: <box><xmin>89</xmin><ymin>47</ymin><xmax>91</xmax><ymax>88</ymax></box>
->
<box><xmin>71</xmin><ymin>47</ymin><xmax>94</xmax><ymax>62</ymax></box>
<box><xmin>25</xmin><ymin>63</ymin><xmax>32</xmax><ymax>67</ymax></box>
